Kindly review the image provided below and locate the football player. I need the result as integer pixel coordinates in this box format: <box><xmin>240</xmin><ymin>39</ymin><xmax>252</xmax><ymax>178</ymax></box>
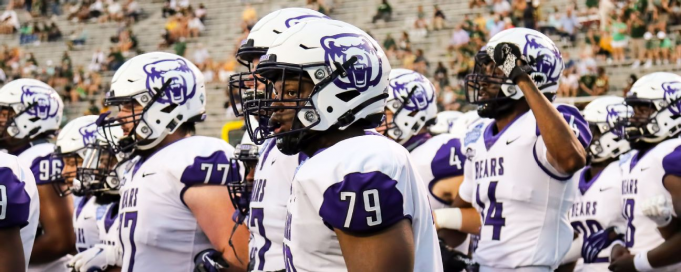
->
<box><xmin>66</xmin><ymin>116</ymin><xmax>125</xmax><ymax>272</ymax></box>
<box><xmin>0</xmin><ymin>151</ymin><xmax>40</xmax><ymax>271</ymax></box>
<box><xmin>226</xmin><ymin>8</ymin><xmax>327</xmax><ymax>272</ymax></box>
<box><xmin>376</xmin><ymin>69</ymin><xmax>473</xmax><ymax>252</ymax></box>
<box><xmin>0</xmin><ymin>78</ymin><xmax>75</xmax><ymax>272</ymax></box>
<box><xmin>100</xmin><ymin>52</ymin><xmax>248</xmax><ymax>272</ymax></box>
<box><xmin>454</xmin><ymin>28</ymin><xmax>591</xmax><ymax>271</ymax></box>
<box><xmin>559</xmin><ymin>96</ymin><xmax>630</xmax><ymax>271</ymax></box>
<box><xmin>607</xmin><ymin>72</ymin><xmax>681</xmax><ymax>271</ymax></box>
<box><xmin>243</xmin><ymin>19</ymin><xmax>442</xmax><ymax>271</ymax></box>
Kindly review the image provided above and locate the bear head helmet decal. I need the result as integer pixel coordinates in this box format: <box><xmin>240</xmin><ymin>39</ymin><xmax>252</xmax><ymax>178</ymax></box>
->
<box><xmin>78</xmin><ymin>122</ymin><xmax>99</xmax><ymax>146</ymax></box>
<box><xmin>662</xmin><ymin>81</ymin><xmax>681</xmax><ymax>115</ymax></box>
<box><xmin>20</xmin><ymin>85</ymin><xmax>60</xmax><ymax>120</ymax></box>
<box><xmin>320</xmin><ymin>33</ymin><xmax>383</xmax><ymax>92</ymax></box>
<box><xmin>523</xmin><ymin>33</ymin><xmax>564</xmax><ymax>89</ymax></box>
<box><xmin>143</xmin><ymin>58</ymin><xmax>197</xmax><ymax>105</ymax></box>
<box><xmin>389</xmin><ymin>71</ymin><xmax>434</xmax><ymax>111</ymax></box>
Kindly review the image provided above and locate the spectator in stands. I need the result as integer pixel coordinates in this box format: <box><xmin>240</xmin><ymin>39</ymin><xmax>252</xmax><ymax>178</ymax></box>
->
<box><xmin>489</xmin><ymin>14</ymin><xmax>505</xmax><ymax>37</ymax></box>
<box><xmin>193</xmin><ymin>43</ymin><xmax>210</xmax><ymax>69</ymax></box>
<box><xmin>434</xmin><ymin>61</ymin><xmax>449</xmax><ymax>88</ymax></box>
<box><xmin>66</xmin><ymin>25</ymin><xmax>87</xmax><ymax>50</ymax></box>
<box><xmin>629</xmin><ymin>11</ymin><xmax>647</xmax><ymax>69</ymax></box>
<box><xmin>174</xmin><ymin>36</ymin><xmax>187</xmax><ymax>57</ymax></box>
<box><xmin>188</xmin><ymin>13</ymin><xmax>204</xmax><ymax>38</ymax></box>
<box><xmin>592</xmin><ymin>67</ymin><xmax>609</xmax><ymax>95</ymax></box>
<box><xmin>433</xmin><ymin>5</ymin><xmax>446</xmax><ymax>30</ymax></box>
<box><xmin>19</xmin><ymin>22</ymin><xmax>35</xmax><ymax>45</ymax></box>
<box><xmin>414</xmin><ymin>5</ymin><xmax>428</xmax><ymax>30</ymax></box>
<box><xmin>402</xmin><ymin>49</ymin><xmax>416</xmax><ymax>70</ymax></box>
<box><xmin>104</xmin><ymin>0</ymin><xmax>124</xmax><ymax>22</ymax></box>
<box><xmin>522</xmin><ymin>0</ymin><xmax>536</xmax><ymax>29</ymax></box>
<box><xmin>658</xmin><ymin>31</ymin><xmax>672</xmax><ymax>65</ymax></box>
<box><xmin>559</xmin><ymin>65</ymin><xmax>579</xmax><ymax>97</ymax></box>
<box><xmin>414</xmin><ymin>48</ymin><xmax>429</xmax><ymax>75</ymax></box>
<box><xmin>644</xmin><ymin>28</ymin><xmax>657</xmax><ymax>68</ymax></box>
<box><xmin>163</xmin><ymin>0</ymin><xmax>178</xmax><ymax>18</ymax></box>
<box><xmin>623</xmin><ymin>74</ymin><xmax>637</xmax><ymax>97</ymax></box>
<box><xmin>195</xmin><ymin>3</ymin><xmax>206</xmax><ymax>22</ymax></box>
<box><xmin>492</xmin><ymin>0</ymin><xmax>511</xmax><ymax>17</ymax></box>
<box><xmin>578</xmin><ymin>66</ymin><xmax>597</xmax><ymax>96</ymax></box>
<box><xmin>89</xmin><ymin>0</ymin><xmax>105</xmax><ymax>20</ymax></box>
<box><xmin>397</xmin><ymin>31</ymin><xmax>411</xmax><ymax>59</ymax></box>
<box><xmin>34</xmin><ymin>22</ymin><xmax>46</xmax><ymax>43</ymax></box>
<box><xmin>125</xmin><ymin>0</ymin><xmax>141</xmax><ymax>22</ymax></box>
<box><xmin>654</xmin><ymin>0</ymin><xmax>671</xmax><ymax>30</ymax></box>
<box><xmin>178</xmin><ymin>0</ymin><xmax>191</xmax><ymax>11</ymax></box>
<box><xmin>0</xmin><ymin>4</ymin><xmax>19</xmax><ymax>34</ymax></box>
<box><xmin>558</xmin><ymin>7</ymin><xmax>579</xmax><ymax>45</ymax></box>
<box><xmin>383</xmin><ymin>33</ymin><xmax>396</xmax><ymax>58</ymax></box>
<box><xmin>117</xmin><ymin>29</ymin><xmax>134</xmax><ymax>57</ymax></box>
<box><xmin>218</xmin><ymin>57</ymin><xmax>236</xmax><ymax>83</ymax></box>
<box><xmin>447</xmin><ymin>24</ymin><xmax>470</xmax><ymax>54</ymax></box>
<box><xmin>85</xmin><ymin>99</ymin><xmax>100</xmax><ymax>115</ymax></box>
<box><xmin>372</xmin><ymin>0</ymin><xmax>392</xmax><ymax>24</ymax></box>
<box><xmin>46</xmin><ymin>21</ymin><xmax>61</xmax><ymax>42</ymax></box>
<box><xmin>242</xmin><ymin>3</ymin><xmax>257</xmax><ymax>30</ymax></box>
<box><xmin>106</xmin><ymin>46</ymin><xmax>124</xmax><ymax>71</ymax></box>
<box><xmin>610</xmin><ymin>14</ymin><xmax>628</xmax><ymax>62</ymax></box>
<box><xmin>88</xmin><ymin>48</ymin><xmax>105</xmax><ymax>72</ymax></box>
<box><xmin>470</xmin><ymin>0</ymin><xmax>486</xmax><ymax>9</ymax></box>
<box><xmin>512</xmin><ymin>0</ymin><xmax>526</xmax><ymax>25</ymax></box>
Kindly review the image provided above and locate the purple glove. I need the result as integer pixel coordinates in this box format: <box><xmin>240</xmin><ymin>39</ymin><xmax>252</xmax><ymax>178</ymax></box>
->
<box><xmin>582</xmin><ymin>226</ymin><xmax>623</xmax><ymax>263</ymax></box>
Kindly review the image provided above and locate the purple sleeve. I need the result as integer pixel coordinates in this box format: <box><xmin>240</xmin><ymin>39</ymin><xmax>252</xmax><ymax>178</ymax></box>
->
<box><xmin>319</xmin><ymin>171</ymin><xmax>408</xmax><ymax>233</ymax></box>
<box><xmin>180</xmin><ymin>151</ymin><xmax>241</xmax><ymax>186</ymax></box>
<box><xmin>536</xmin><ymin>105</ymin><xmax>592</xmax><ymax>148</ymax></box>
<box><xmin>0</xmin><ymin>167</ymin><xmax>31</xmax><ymax>228</ymax></box>
<box><xmin>662</xmin><ymin>145</ymin><xmax>681</xmax><ymax>179</ymax></box>
<box><xmin>29</xmin><ymin>155</ymin><xmax>63</xmax><ymax>185</ymax></box>
<box><xmin>430</xmin><ymin>138</ymin><xmax>466</xmax><ymax>181</ymax></box>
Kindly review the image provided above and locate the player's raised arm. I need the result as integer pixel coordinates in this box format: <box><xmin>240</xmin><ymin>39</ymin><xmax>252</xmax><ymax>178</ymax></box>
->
<box><xmin>0</xmin><ymin>226</ymin><xmax>25</xmax><ymax>272</ymax></box>
<box><xmin>493</xmin><ymin>43</ymin><xmax>588</xmax><ymax>175</ymax></box>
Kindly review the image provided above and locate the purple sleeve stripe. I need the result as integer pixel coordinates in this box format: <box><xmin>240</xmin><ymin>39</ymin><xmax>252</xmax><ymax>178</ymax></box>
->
<box><xmin>532</xmin><ymin>141</ymin><xmax>573</xmax><ymax>182</ymax></box>
<box><xmin>430</xmin><ymin>138</ymin><xmax>466</xmax><ymax>181</ymax></box>
<box><xmin>662</xmin><ymin>145</ymin><xmax>681</xmax><ymax>183</ymax></box>
<box><xmin>428</xmin><ymin>181</ymin><xmax>451</xmax><ymax>205</ymax></box>
<box><xmin>180</xmin><ymin>151</ymin><xmax>241</xmax><ymax>186</ymax></box>
<box><xmin>556</xmin><ymin>105</ymin><xmax>592</xmax><ymax>148</ymax></box>
<box><xmin>0</xmin><ymin>167</ymin><xmax>31</xmax><ymax>228</ymax></box>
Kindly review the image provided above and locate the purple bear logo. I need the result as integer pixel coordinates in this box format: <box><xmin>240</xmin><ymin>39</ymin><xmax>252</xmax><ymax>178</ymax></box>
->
<box><xmin>522</xmin><ymin>33</ymin><xmax>563</xmax><ymax>88</ymax></box>
<box><xmin>320</xmin><ymin>33</ymin><xmax>383</xmax><ymax>92</ymax></box>
<box><xmin>662</xmin><ymin>81</ymin><xmax>681</xmax><ymax>115</ymax></box>
<box><xmin>389</xmin><ymin>71</ymin><xmax>434</xmax><ymax>111</ymax></box>
<box><xmin>20</xmin><ymin>85</ymin><xmax>60</xmax><ymax>120</ymax></box>
<box><xmin>284</xmin><ymin>14</ymin><xmax>330</xmax><ymax>28</ymax></box>
<box><xmin>143</xmin><ymin>59</ymin><xmax>197</xmax><ymax>105</ymax></box>
<box><xmin>78</xmin><ymin>122</ymin><xmax>99</xmax><ymax>146</ymax></box>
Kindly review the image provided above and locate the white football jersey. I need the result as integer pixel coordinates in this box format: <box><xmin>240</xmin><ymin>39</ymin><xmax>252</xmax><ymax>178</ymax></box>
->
<box><xmin>459</xmin><ymin>105</ymin><xmax>591</xmax><ymax>269</ymax></box>
<box><xmin>248</xmin><ymin>138</ymin><xmax>302</xmax><ymax>272</ymax></box>
<box><xmin>566</xmin><ymin>162</ymin><xmax>625</xmax><ymax>271</ymax></box>
<box><xmin>73</xmin><ymin>196</ymin><xmax>99</xmax><ymax>252</ymax></box>
<box><xmin>409</xmin><ymin>133</ymin><xmax>469</xmax><ymax>253</ymax></box>
<box><xmin>118</xmin><ymin>136</ymin><xmax>240</xmax><ymax>272</ymax></box>
<box><xmin>96</xmin><ymin>200</ymin><xmax>120</xmax><ymax>247</ymax></box>
<box><xmin>619</xmin><ymin>138</ymin><xmax>681</xmax><ymax>271</ymax></box>
<box><xmin>19</xmin><ymin>143</ymin><xmax>71</xmax><ymax>272</ymax></box>
<box><xmin>0</xmin><ymin>152</ymin><xmax>40</xmax><ymax>269</ymax></box>
<box><xmin>283</xmin><ymin>134</ymin><xmax>442</xmax><ymax>272</ymax></box>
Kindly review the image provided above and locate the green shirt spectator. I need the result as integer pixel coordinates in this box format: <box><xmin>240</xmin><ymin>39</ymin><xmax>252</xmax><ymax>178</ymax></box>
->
<box><xmin>612</xmin><ymin>21</ymin><xmax>627</xmax><ymax>41</ymax></box>
<box><xmin>578</xmin><ymin>74</ymin><xmax>597</xmax><ymax>97</ymax></box>
<box><xmin>630</xmin><ymin>19</ymin><xmax>646</xmax><ymax>39</ymax></box>
<box><xmin>174</xmin><ymin>39</ymin><xmax>187</xmax><ymax>57</ymax></box>
<box><xmin>383</xmin><ymin>35</ymin><xmax>396</xmax><ymax>51</ymax></box>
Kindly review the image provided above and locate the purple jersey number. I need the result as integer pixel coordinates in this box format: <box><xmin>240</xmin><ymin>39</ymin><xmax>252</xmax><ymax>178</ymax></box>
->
<box><xmin>623</xmin><ymin>199</ymin><xmax>635</xmax><ymax>247</ymax></box>
<box><xmin>249</xmin><ymin>207</ymin><xmax>271</xmax><ymax>271</ymax></box>
<box><xmin>571</xmin><ymin>220</ymin><xmax>607</xmax><ymax>263</ymax></box>
<box><xmin>120</xmin><ymin>211</ymin><xmax>138</xmax><ymax>272</ymax></box>
<box><xmin>476</xmin><ymin>181</ymin><xmax>505</xmax><ymax>240</ymax></box>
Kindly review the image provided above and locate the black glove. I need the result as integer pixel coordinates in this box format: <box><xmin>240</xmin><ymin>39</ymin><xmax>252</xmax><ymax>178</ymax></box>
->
<box><xmin>439</xmin><ymin>239</ymin><xmax>475</xmax><ymax>272</ymax></box>
<box><xmin>489</xmin><ymin>42</ymin><xmax>534</xmax><ymax>84</ymax></box>
<box><xmin>194</xmin><ymin>249</ymin><xmax>229</xmax><ymax>272</ymax></box>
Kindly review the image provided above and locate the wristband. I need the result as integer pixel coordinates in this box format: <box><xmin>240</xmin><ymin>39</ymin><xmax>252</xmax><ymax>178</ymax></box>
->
<box><xmin>434</xmin><ymin>208</ymin><xmax>462</xmax><ymax>230</ymax></box>
<box><xmin>634</xmin><ymin>251</ymin><xmax>654</xmax><ymax>271</ymax></box>
<box><xmin>611</xmin><ymin>240</ymin><xmax>626</xmax><ymax>248</ymax></box>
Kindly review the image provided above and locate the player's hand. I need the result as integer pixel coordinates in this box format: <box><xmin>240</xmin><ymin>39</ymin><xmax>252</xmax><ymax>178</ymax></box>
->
<box><xmin>439</xmin><ymin>239</ymin><xmax>475</xmax><ymax>272</ymax></box>
<box><xmin>194</xmin><ymin>249</ymin><xmax>229</xmax><ymax>272</ymax></box>
<box><xmin>610</xmin><ymin>244</ymin><xmax>629</xmax><ymax>262</ymax></box>
<box><xmin>641</xmin><ymin>195</ymin><xmax>673</xmax><ymax>227</ymax></box>
<box><xmin>608</xmin><ymin>252</ymin><xmax>636</xmax><ymax>272</ymax></box>
<box><xmin>66</xmin><ymin>244</ymin><xmax>119</xmax><ymax>272</ymax></box>
<box><xmin>489</xmin><ymin>42</ymin><xmax>533</xmax><ymax>83</ymax></box>
<box><xmin>582</xmin><ymin>226</ymin><xmax>623</xmax><ymax>263</ymax></box>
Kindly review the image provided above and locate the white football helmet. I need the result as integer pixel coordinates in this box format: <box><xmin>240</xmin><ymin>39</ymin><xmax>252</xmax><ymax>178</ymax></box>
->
<box><xmin>429</xmin><ymin>111</ymin><xmax>463</xmax><ymax>135</ymax></box>
<box><xmin>582</xmin><ymin>96</ymin><xmax>631</xmax><ymax>163</ymax></box>
<box><xmin>229</xmin><ymin>8</ymin><xmax>330</xmax><ymax>117</ymax></box>
<box><xmin>449</xmin><ymin>110</ymin><xmax>482</xmax><ymax>137</ymax></box>
<box><xmin>610</xmin><ymin>72</ymin><xmax>681</xmax><ymax>143</ymax></box>
<box><xmin>245</xmin><ymin>19</ymin><xmax>390</xmax><ymax>154</ymax></box>
<box><xmin>464</xmin><ymin>28</ymin><xmax>564</xmax><ymax>118</ymax></box>
<box><xmin>103</xmin><ymin>52</ymin><xmax>206</xmax><ymax>152</ymax></box>
<box><xmin>0</xmin><ymin>78</ymin><xmax>64</xmax><ymax>141</ymax></box>
<box><xmin>383</xmin><ymin>68</ymin><xmax>437</xmax><ymax>144</ymax></box>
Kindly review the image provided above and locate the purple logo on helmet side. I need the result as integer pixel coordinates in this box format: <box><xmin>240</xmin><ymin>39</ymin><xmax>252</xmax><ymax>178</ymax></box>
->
<box><xmin>284</xmin><ymin>14</ymin><xmax>330</xmax><ymax>28</ymax></box>
<box><xmin>662</xmin><ymin>81</ymin><xmax>681</xmax><ymax>115</ymax></box>
<box><xmin>78</xmin><ymin>122</ymin><xmax>98</xmax><ymax>146</ymax></box>
<box><xmin>321</xmin><ymin>33</ymin><xmax>383</xmax><ymax>92</ymax></box>
<box><xmin>20</xmin><ymin>85</ymin><xmax>60</xmax><ymax>120</ymax></box>
<box><xmin>389</xmin><ymin>72</ymin><xmax>434</xmax><ymax>111</ymax></box>
<box><xmin>523</xmin><ymin>33</ymin><xmax>564</xmax><ymax>88</ymax></box>
<box><xmin>605</xmin><ymin>104</ymin><xmax>631</xmax><ymax>138</ymax></box>
<box><xmin>143</xmin><ymin>58</ymin><xmax>197</xmax><ymax>105</ymax></box>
